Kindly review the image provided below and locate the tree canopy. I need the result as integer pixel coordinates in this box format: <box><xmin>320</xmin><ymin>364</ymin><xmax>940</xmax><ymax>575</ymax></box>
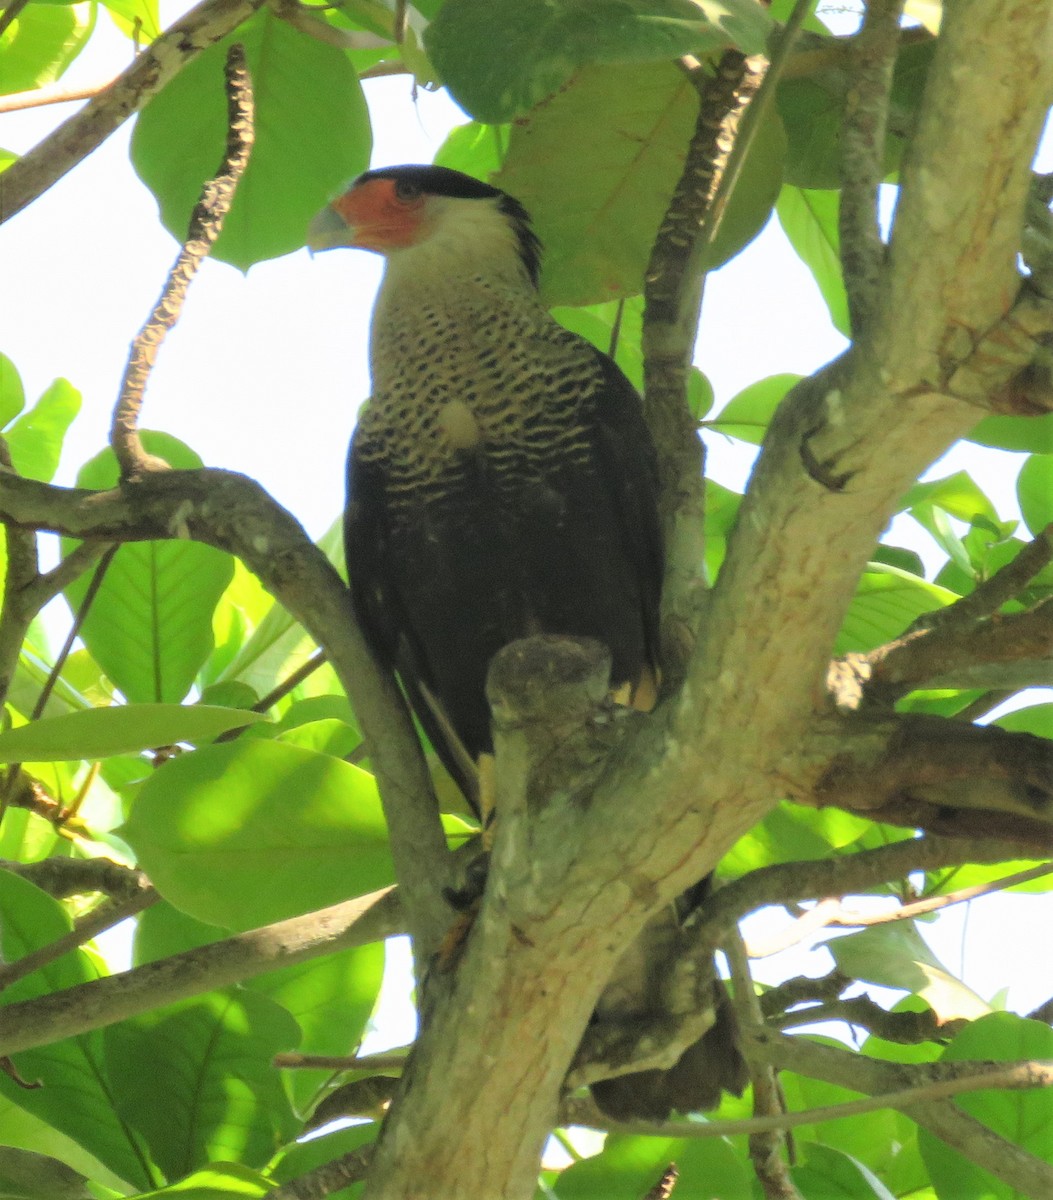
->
<box><xmin>0</xmin><ymin>1</ymin><xmax>1052</xmax><ymax>1198</ymax></box>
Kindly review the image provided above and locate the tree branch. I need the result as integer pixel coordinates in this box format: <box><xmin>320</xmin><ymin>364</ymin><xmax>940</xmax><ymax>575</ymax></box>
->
<box><xmin>747</xmin><ymin>862</ymin><xmax>1053</xmax><ymax>958</ymax></box>
<box><xmin>0</xmin><ymin>886</ymin><xmax>401</xmax><ymax>1056</ymax></box>
<box><xmin>724</xmin><ymin>931</ymin><xmax>803</xmax><ymax>1200</ymax></box>
<box><xmin>264</xmin><ymin>1148</ymin><xmax>374</xmax><ymax>1200</ymax></box>
<box><xmin>746</xmin><ymin>1029</ymin><xmax>1053</xmax><ymax>1196</ymax></box>
<box><xmin>809</xmin><ymin>712</ymin><xmax>1053</xmax><ymax>847</ymax></box>
<box><xmin>112</xmin><ymin>44</ymin><xmax>255</xmax><ymax>478</ymax></box>
<box><xmin>838</xmin><ymin>0</ymin><xmax>905</xmax><ymax>334</ymax></box>
<box><xmin>0</xmin><ymin>467</ymin><xmax>453</xmax><ymax>958</ymax></box>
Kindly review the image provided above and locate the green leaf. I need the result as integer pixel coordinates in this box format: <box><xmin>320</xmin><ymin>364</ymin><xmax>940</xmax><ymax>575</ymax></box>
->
<box><xmin>104</xmin><ymin>991</ymin><xmax>299</xmax><ymax>1179</ymax></box>
<box><xmin>784</xmin><ymin>1068</ymin><xmax>927</xmax><ymax>1195</ymax></box>
<box><xmin>434</xmin><ymin>120</ymin><xmax>506</xmax><ymax>179</ymax></box>
<box><xmin>829</xmin><ymin>923</ymin><xmax>991</xmax><ymax>1021</ymax></box>
<box><xmin>776</xmin><ymin>186</ymin><xmax>850</xmax><ymax>334</ymax></box>
<box><xmin>131</xmin><ymin>9</ymin><xmax>371</xmax><ymax>269</ymax></box>
<box><xmin>836</xmin><ymin>565</ymin><xmax>957</xmax><ymax>654</ymax></box>
<box><xmin>0</xmin><ymin>1</ymin><xmax>92</xmax><ymax>94</ymax></box>
<box><xmin>0</xmin><ymin>873</ymin><xmax>155</xmax><ymax>1189</ymax></box>
<box><xmin>426</xmin><ymin>0</ymin><xmax>772</xmax><ymax>124</ymax></box>
<box><xmin>968</xmin><ymin>412</ymin><xmax>1053</xmax><ymax>454</ymax></box>
<box><xmin>121</xmin><ymin>739</ymin><xmax>394</xmax><ymax>929</ymax></box>
<box><xmin>870</xmin><ymin>544</ymin><xmax>926</xmax><ymax>578</ymax></box>
<box><xmin>497</xmin><ymin>62</ymin><xmax>696</xmax><ymax>305</ymax></box>
<box><xmin>126</xmin><ymin>1163</ymin><xmax>272</xmax><ymax>1198</ymax></box>
<box><xmin>0</xmin><ymin>351</ymin><xmax>26</xmax><ymax>426</ymax></box>
<box><xmin>556</xmin><ymin>1132</ymin><xmax>750</xmax><ymax>1198</ymax></box>
<box><xmin>1016</xmin><ymin>452</ymin><xmax>1053</xmax><ymax>535</ymax></box>
<box><xmin>721</xmin><ymin>801</ymin><xmax>880</xmax><ymax>877</ymax></box>
<box><xmin>269</xmin><ymin>1124</ymin><xmax>376</xmax><ymax>1199</ymax></box>
<box><xmin>706</xmin><ymin>373</ymin><xmax>801</xmax><ymax>443</ymax></box>
<box><xmin>919</xmin><ymin>1013</ymin><xmax>1053</xmax><ymax>1200</ymax></box>
<box><xmin>275</xmin><ymin>717</ymin><xmax>360</xmax><ymax>757</ymax></box>
<box><xmin>702</xmin><ymin>478</ymin><xmax>742</xmax><ymax>584</ymax></box>
<box><xmin>0</xmin><ymin>1094</ymin><xmax>134</xmax><ymax>1195</ymax></box>
<box><xmin>996</xmin><ymin>703</ymin><xmax>1053</xmax><ymax>740</ymax></box>
<box><xmin>0</xmin><ymin>704</ymin><xmax>269</xmax><ymax>763</ymax></box>
<box><xmin>63</xmin><ymin>434</ymin><xmax>234</xmax><ymax>704</ymax></box>
<box><xmin>101</xmin><ymin>0</ymin><xmax>161</xmax><ymax>41</ymax></box>
<box><xmin>790</xmin><ymin>1143</ymin><xmax>897</xmax><ymax>1200</ymax></box>
<box><xmin>246</xmin><ymin>940</ymin><xmax>384</xmax><ymax>1112</ymax></box>
<box><xmin>901</xmin><ymin>470</ymin><xmax>1000</xmax><ymax>524</ymax></box>
<box><xmin>5</xmin><ymin>378</ymin><xmax>81</xmax><ymax>482</ymax></box>
<box><xmin>553</xmin><ymin>296</ymin><xmax>645</xmax><ymax>390</ymax></box>
<box><xmin>498</xmin><ymin>62</ymin><xmax>783</xmax><ymax>304</ymax></box>
<box><xmin>0</xmin><ymin>1146</ymin><xmax>93</xmax><ymax>1200</ymax></box>
<box><xmin>776</xmin><ymin>74</ymin><xmax>843</xmax><ymax>190</ymax></box>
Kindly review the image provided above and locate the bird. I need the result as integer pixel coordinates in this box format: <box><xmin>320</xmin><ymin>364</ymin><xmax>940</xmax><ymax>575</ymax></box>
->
<box><xmin>307</xmin><ymin>164</ymin><xmax>746</xmax><ymax>1120</ymax></box>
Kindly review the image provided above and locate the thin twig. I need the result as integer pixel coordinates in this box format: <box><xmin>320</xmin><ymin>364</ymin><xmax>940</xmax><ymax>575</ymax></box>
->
<box><xmin>724</xmin><ymin>932</ymin><xmax>802</xmax><ymax>1200</ymax></box>
<box><xmin>0</xmin><ymin>79</ymin><xmax>118</xmax><ymax>114</ymax></box>
<box><xmin>0</xmin><ymin>0</ymin><xmax>267</xmax><ymax>223</ymax></box>
<box><xmin>0</xmin><ymin>0</ymin><xmax>31</xmax><ymax>41</ymax></box>
<box><xmin>274</xmin><ymin>1050</ymin><xmax>408</xmax><ymax>1072</ymax></box>
<box><xmin>564</xmin><ymin>1055</ymin><xmax>1053</xmax><ymax>1142</ymax></box>
<box><xmin>745</xmin><ymin>1029</ymin><xmax>1053</xmax><ymax>1195</ymax></box>
<box><xmin>0</xmin><ymin>884</ymin><xmax>158</xmax><ymax>993</ymax></box>
<box><xmin>746</xmin><ymin>862</ymin><xmax>1053</xmax><ymax>957</ymax></box>
<box><xmin>111</xmin><ymin>44</ymin><xmax>255</xmax><ymax>478</ymax></box>
<box><xmin>253</xmin><ymin>650</ymin><xmax>327</xmax><ymax>711</ymax></box>
<box><xmin>839</xmin><ymin>0</ymin><xmax>906</xmax><ymax>334</ymax></box>
<box><xmin>910</xmin><ymin>522</ymin><xmax>1053</xmax><ymax>634</ymax></box>
<box><xmin>31</xmin><ymin>545</ymin><xmax>118</xmax><ymax>720</ymax></box>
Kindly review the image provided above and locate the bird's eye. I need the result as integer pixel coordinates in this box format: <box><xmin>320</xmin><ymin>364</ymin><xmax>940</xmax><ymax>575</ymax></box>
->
<box><xmin>394</xmin><ymin>178</ymin><xmax>422</xmax><ymax>202</ymax></box>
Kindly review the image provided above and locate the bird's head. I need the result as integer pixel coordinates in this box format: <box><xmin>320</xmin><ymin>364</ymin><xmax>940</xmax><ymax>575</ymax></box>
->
<box><xmin>307</xmin><ymin>165</ymin><xmax>542</xmax><ymax>288</ymax></box>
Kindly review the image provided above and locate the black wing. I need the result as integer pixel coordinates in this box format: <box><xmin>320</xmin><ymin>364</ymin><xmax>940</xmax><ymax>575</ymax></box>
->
<box><xmin>344</xmin><ymin>344</ymin><xmax>663</xmax><ymax>810</ymax></box>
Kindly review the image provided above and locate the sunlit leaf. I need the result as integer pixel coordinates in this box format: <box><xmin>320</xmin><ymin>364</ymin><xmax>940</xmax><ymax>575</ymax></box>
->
<box><xmin>63</xmin><ymin>433</ymin><xmax>234</xmax><ymax>704</ymax></box>
<box><xmin>0</xmin><ymin>1</ymin><xmax>93</xmax><ymax>94</ymax></box>
<box><xmin>434</xmin><ymin>120</ymin><xmax>506</xmax><ymax>179</ymax></box>
<box><xmin>968</xmin><ymin>412</ymin><xmax>1053</xmax><ymax>454</ymax></box>
<box><xmin>706</xmin><ymin>373</ymin><xmax>801</xmax><ymax>443</ymax></box>
<box><xmin>0</xmin><ymin>351</ymin><xmax>26</xmax><ymax>426</ymax></box>
<box><xmin>836</xmin><ymin>564</ymin><xmax>957</xmax><ymax>654</ymax></box>
<box><xmin>100</xmin><ymin>0</ymin><xmax>161</xmax><ymax>41</ymax></box>
<box><xmin>829</xmin><ymin>923</ymin><xmax>991</xmax><ymax>1021</ymax></box>
<box><xmin>104</xmin><ymin>991</ymin><xmax>299</xmax><ymax>1178</ymax></box>
<box><xmin>5</xmin><ymin>378</ymin><xmax>81</xmax><ymax>482</ymax></box>
<box><xmin>121</xmin><ymin>739</ymin><xmax>394</xmax><ymax>929</ymax></box>
<box><xmin>776</xmin><ymin>186</ymin><xmax>850</xmax><ymax>333</ymax></box>
<box><xmin>790</xmin><ymin>1143</ymin><xmax>897</xmax><ymax>1200</ymax></box>
<box><xmin>919</xmin><ymin>1014</ymin><xmax>1053</xmax><ymax>1200</ymax></box>
<box><xmin>1016</xmin><ymin>452</ymin><xmax>1053</xmax><ymax>535</ymax></box>
<box><xmin>132</xmin><ymin>9</ymin><xmax>371</xmax><ymax>268</ymax></box>
<box><xmin>126</xmin><ymin>1162</ymin><xmax>272</xmax><ymax>1198</ymax></box>
<box><xmin>0</xmin><ymin>704</ymin><xmax>269</xmax><ymax>763</ymax></box>
<box><xmin>0</xmin><ymin>874</ymin><xmax>154</xmax><ymax>1189</ymax></box>
<box><xmin>556</xmin><ymin>1132</ymin><xmax>750</xmax><ymax>1198</ymax></box>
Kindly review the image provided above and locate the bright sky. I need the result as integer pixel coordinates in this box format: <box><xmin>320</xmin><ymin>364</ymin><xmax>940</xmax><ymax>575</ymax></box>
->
<box><xmin>2</xmin><ymin>5</ymin><xmax>1050</xmax><ymax>1030</ymax></box>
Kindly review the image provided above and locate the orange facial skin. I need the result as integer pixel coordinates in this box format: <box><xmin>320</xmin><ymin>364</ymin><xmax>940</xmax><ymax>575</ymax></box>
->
<box><xmin>331</xmin><ymin>177</ymin><xmax>428</xmax><ymax>252</ymax></box>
